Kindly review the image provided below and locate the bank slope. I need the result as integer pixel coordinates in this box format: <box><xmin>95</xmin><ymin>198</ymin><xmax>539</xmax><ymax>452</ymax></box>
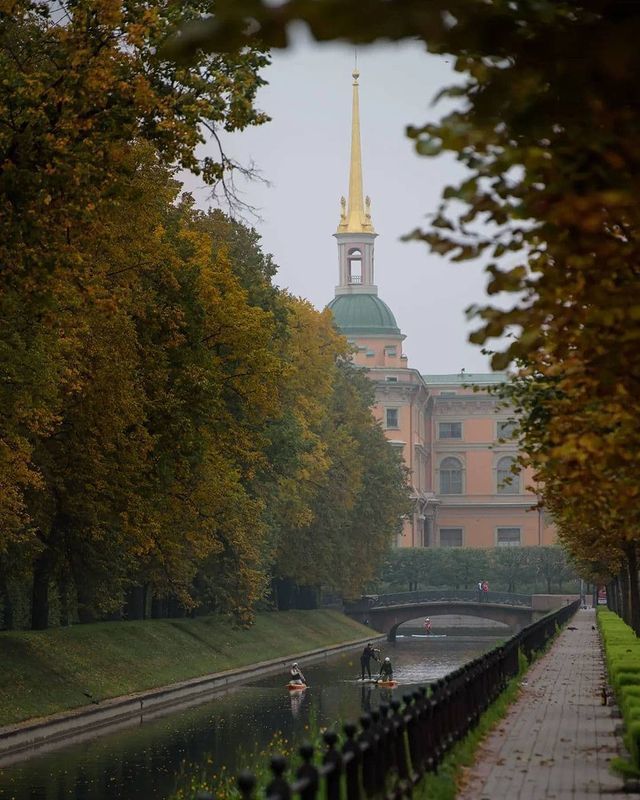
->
<box><xmin>0</xmin><ymin>610</ymin><xmax>371</xmax><ymax>726</ymax></box>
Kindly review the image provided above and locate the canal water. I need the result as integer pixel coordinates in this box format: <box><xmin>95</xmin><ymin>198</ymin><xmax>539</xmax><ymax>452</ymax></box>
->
<box><xmin>0</xmin><ymin>630</ymin><xmax>502</xmax><ymax>800</ymax></box>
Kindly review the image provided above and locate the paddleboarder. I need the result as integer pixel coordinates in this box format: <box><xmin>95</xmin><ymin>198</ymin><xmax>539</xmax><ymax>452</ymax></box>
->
<box><xmin>289</xmin><ymin>662</ymin><xmax>306</xmax><ymax>686</ymax></box>
<box><xmin>378</xmin><ymin>656</ymin><xmax>394</xmax><ymax>682</ymax></box>
<box><xmin>360</xmin><ymin>642</ymin><xmax>379</xmax><ymax>680</ymax></box>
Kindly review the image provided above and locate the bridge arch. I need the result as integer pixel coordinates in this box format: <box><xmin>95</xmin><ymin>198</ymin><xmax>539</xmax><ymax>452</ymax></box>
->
<box><xmin>383</xmin><ymin>603</ymin><xmax>531</xmax><ymax>641</ymax></box>
<box><xmin>346</xmin><ymin>599</ymin><xmax>534</xmax><ymax>641</ymax></box>
<box><xmin>393</xmin><ymin>610</ymin><xmax>510</xmax><ymax>637</ymax></box>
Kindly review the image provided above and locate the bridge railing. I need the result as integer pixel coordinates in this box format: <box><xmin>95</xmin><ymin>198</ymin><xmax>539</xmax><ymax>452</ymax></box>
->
<box><xmin>345</xmin><ymin>589</ymin><xmax>532</xmax><ymax>612</ymax></box>
<box><xmin>228</xmin><ymin>600</ymin><xmax>579</xmax><ymax>800</ymax></box>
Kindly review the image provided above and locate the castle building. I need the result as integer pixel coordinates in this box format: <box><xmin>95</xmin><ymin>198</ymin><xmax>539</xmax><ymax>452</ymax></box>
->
<box><xmin>327</xmin><ymin>70</ymin><xmax>556</xmax><ymax>549</ymax></box>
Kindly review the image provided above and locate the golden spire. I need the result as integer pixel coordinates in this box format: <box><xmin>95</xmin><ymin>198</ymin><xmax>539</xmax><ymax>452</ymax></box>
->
<box><xmin>337</xmin><ymin>68</ymin><xmax>375</xmax><ymax>234</ymax></box>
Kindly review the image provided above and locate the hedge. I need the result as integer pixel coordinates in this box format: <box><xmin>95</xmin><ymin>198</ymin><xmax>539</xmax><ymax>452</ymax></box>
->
<box><xmin>598</xmin><ymin>609</ymin><xmax>640</xmax><ymax>771</ymax></box>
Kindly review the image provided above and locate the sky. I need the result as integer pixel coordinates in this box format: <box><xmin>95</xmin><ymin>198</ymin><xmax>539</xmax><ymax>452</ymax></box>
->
<box><xmin>185</xmin><ymin>30</ymin><xmax>494</xmax><ymax>375</ymax></box>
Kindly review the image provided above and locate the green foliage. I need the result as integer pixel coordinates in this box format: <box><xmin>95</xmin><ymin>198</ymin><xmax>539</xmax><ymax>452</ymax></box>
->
<box><xmin>378</xmin><ymin>546</ymin><xmax>576</xmax><ymax>594</ymax></box>
<box><xmin>274</xmin><ymin>360</ymin><xmax>410</xmax><ymax>599</ymax></box>
<box><xmin>598</xmin><ymin>609</ymin><xmax>640</xmax><ymax>775</ymax></box>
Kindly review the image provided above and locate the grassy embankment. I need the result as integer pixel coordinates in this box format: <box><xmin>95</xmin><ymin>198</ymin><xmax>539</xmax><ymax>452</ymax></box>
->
<box><xmin>0</xmin><ymin>610</ymin><xmax>371</xmax><ymax>728</ymax></box>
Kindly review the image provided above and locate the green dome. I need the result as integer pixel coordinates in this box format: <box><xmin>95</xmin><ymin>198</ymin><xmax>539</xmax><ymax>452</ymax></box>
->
<box><xmin>327</xmin><ymin>292</ymin><xmax>401</xmax><ymax>336</ymax></box>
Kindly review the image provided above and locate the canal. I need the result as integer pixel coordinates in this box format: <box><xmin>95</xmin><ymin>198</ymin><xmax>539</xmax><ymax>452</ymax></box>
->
<box><xmin>0</xmin><ymin>629</ymin><xmax>503</xmax><ymax>800</ymax></box>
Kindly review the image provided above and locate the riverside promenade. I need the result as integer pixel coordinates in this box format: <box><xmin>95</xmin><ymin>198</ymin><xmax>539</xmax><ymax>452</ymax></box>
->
<box><xmin>457</xmin><ymin>608</ymin><xmax>639</xmax><ymax>800</ymax></box>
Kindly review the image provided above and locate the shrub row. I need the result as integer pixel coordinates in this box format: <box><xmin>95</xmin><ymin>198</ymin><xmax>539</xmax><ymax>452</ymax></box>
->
<box><xmin>598</xmin><ymin>609</ymin><xmax>640</xmax><ymax>770</ymax></box>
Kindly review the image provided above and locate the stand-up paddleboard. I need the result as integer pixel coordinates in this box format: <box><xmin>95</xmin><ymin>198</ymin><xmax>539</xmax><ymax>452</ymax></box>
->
<box><xmin>376</xmin><ymin>680</ymin><xmax>398</xmax><ymax>688</ymax></box>
<box><xmin>412</xmin><ymin>633</ymin><xmax>447</xmax><ymax>638</ymax></box>
<box><xmin>287</xmin><ymin>682</ymin><xmax>307</xmax><ymax>692</ymax></box>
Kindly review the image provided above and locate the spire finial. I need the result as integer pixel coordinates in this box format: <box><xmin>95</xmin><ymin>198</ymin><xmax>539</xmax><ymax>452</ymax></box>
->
<box><xmin>337</xmin><ymin>65</ymin><xmax>374</xmax><ymax>234</ymax></box>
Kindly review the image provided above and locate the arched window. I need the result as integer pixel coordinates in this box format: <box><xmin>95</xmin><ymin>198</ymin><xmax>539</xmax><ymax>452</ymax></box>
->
<box><xmin>440</xmin><ymin>457</ymin><xmax>462</xmax><ymax>494</ymax></box>
<box><xmin>348</xmin><ymin>248</ymin><xmax>362</xmax><ymax>284</ymax></box>
<box><xmin>497</xmin><ymin>456</ymin><xmax>519</xmax><ymax>494</ymax></box>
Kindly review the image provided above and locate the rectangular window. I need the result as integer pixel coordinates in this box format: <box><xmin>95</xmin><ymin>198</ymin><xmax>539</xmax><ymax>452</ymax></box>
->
<box><xmin>440</xmin><ymin>391</ymin><xmax>456</xmax><ymax>397</ymax></box>
<box><xmin>440</xmin><ymin>528</ymin><xmax>463</xmax><ymax>547</ymax></box>
<box><xmin>385</xmin><ymin>376</ymin><xmax>398</xmax><ymax>383</ymax></box>
<box><xmin>438</xmin><ymin>421</ymin><xmax>462</xmax><ymax>439</ymax></box>
<box><xmin>497</xmin><ymin>527</ymin><xmax>521</xmax><ymax>547</ymax></box>
<box><xmin>385</xmin><ymin>408</ymin><xmax>399</xmax><ymax>429</ymax></box>
<box><xmin>385</xmin><ymin>346</ymin><xmax>397</xmax><ymax>357</ymax></box>
<box><xmin>497</xmin><ymin>420</ymin><xmax>517</xmax><ymax>439</ymax></box>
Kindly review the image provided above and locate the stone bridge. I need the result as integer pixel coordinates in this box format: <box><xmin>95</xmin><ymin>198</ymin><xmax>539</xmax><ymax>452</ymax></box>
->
<box><xmin>344</xmin><ymin>590</ymin><xmax>536</xmax><ymax>641</ymax></box>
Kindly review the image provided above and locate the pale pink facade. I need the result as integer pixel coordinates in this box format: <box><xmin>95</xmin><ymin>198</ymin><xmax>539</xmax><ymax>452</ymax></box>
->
<box><xmin>326</xmin><ymin>69</ymin><xmax>556</xmax><ymax>549</ymax></box>
<box><xmin>342</xmin><ymin>342</ymin><xmax>557</xmax><ymax>549</ymax></box>
<box><xmin>425</xmin><ymin>376</ymin><xmax>556</xmax><ymax>549</ymax></box>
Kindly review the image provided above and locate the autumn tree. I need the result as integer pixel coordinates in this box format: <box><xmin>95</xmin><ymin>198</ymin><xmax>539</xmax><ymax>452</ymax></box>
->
<box><xmin>0</xmin><ymin>0</ymin><xmax>269</xmax><ymax>574</ymax></box>
<box><xmin>273</xmin><ymin>359</ymin><xmax>409</xmax><ymax>604</ymax></box>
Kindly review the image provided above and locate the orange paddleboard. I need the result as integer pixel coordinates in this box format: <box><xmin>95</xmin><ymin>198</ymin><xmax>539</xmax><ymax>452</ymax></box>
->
<box><xmin>287</xmin><ymin>682</ymin><xmax>307</xmax><ymax>692</ymax></box>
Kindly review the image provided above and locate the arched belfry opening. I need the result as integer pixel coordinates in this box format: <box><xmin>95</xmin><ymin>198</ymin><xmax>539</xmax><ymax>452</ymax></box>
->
<box><xmin>348</xmin><ymin>248</ymin><xmax>362</xmax><ymax>284</ymax></box>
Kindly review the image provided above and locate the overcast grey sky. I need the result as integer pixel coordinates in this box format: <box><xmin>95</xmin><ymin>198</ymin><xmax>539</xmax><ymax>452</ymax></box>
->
<box><xmin>189</xmin><ymin>31</ymin><xmax>494</xmax><ymax>374</ymax></box>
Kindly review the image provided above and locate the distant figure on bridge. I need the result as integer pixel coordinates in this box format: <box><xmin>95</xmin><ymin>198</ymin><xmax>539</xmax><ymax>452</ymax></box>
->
<box><xmin>423</xmin><ymin>617</ymin><xmax>432</xmax><ymax>635</ymax></box>
<box><xmin>360</xmin><ymin>642</ymin><xmax>379</xmax><ymax>680</ymax></box>
<box><xmin>482</xmin><ymin>580</ymin><xmax>489</xmax><ymax>596</ymax></box>
<box><xmin>378</xmin><ymin>656</ymin><xmax>394</xmax><ymax>681</ymax></box>
<box><xmin>477</xmin><ymin>580</ymin><xmax>483</xmax><ymax>601</ymax></box>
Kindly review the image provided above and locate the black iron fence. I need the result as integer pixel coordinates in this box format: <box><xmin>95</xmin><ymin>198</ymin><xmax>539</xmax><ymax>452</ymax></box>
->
<box><xmin>345</xmin><ymin>589</ymin><xmax>533</xmax><ymax>613</ymax></box>
<box><xmin>225</xmin><ymin>599</ymin><xmax>579</xmax><ymax>800</ymax></box>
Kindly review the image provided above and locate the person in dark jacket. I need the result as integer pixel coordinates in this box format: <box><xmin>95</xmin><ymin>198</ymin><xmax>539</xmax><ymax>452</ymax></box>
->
<box><xmin>360</xmin><ymin>642</ymin><xmax>378</xmax><ymax>680</ymax></box>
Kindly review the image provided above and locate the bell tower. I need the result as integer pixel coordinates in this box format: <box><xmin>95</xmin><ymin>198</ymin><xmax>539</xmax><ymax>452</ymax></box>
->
<box><xmin>334</xmin><ymin>69</ymin><xmax>378</xmax><ymax>296</ymax></box>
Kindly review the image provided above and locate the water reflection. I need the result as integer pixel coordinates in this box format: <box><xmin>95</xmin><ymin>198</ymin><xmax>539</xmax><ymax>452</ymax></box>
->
<box><xmin>0</xmin><ymin>634</ymin><xmax>500</xmax><ymax>800</ymax></box>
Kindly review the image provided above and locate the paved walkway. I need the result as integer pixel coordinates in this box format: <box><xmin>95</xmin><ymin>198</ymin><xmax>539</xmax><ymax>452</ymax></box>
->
<box><xmin>457</xmin><ymin>608</ymin><xmax>639</xmax><ymax>799</ymax></box>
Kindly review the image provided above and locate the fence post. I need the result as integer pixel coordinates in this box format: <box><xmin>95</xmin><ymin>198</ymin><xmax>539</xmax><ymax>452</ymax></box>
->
<box><xmin>369</xmin><ymin>708</ymin><xmax>386</xmax><ymax>789</ymax></box>
<box><xmin>358</xmin><ymin>714</ymin><xmax>377</xmax><ymax>798</ymax></box>
<box><xmin>403</xmin><ymin>692</ymin><xmax>422</xmax><ymax>781</ymax></box>
<box><xmin>296</xmin><ymin>743</ymin><xmax>319</xmax><ymax>800</ymax></box>
<box><xmin>390</xmin><ymin>699</ymin><xmax>409</xmax><ymax>781</ymax></box>
<box><xmin>322</xmin><ymin>730</ymin><xmax>342</xmax><ymax>800</ymax></box>
<box><xmin>342</xmin><ymin>722</ymin><xmax>361</xmax><ymax>800</ymax></box>
<box><xmin>266</xmin><ymin>755</ymin><xmax>291</xmax><ymax>800</ymax></box>
<box><xmin>378</xmin><ymin>702</ymin><xmax>396</xmax><ymax>774</ymax></box>
<box><xmin>237</xmin><ymin>772</ymin><xmax>256</xmax><ymax>800</ymax></box>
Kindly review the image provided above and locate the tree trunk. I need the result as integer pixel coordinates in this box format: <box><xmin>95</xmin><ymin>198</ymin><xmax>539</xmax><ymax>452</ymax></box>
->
<box><xmin>124</xmin><ymin>586</ymin><xmax>145</xmax><ymax>620</ymax></box>
<box><xmin>607</xmin><ymin>580</ymin><xmax>616</xmax><ymax>613</ymax></box>
<box><xmin>620</xmin><ymin>566</ymin><xmax>631</xmax><ymax>627</ymax></box>
<box><xmin>76</xmin><ymin>581</ymin><xmax>96</xmax><ymax>624</ymax></box>
<box><xmin>167</xmin><ymin>596</ymin><xmax>185</xmax><ymax>618</ymax></box>
<box><xmin>624</xmin><ymin>543</ymin><xmax>640</xmax><ymax>636</ymax></box>
<box><xmin>151</xmin><ymin>596</ymin><xmax>168</xmax><ymax>618</ymax></box>
<box><xmin>0</xmin><ymin>569</ymin><xmax>14</xmax><ymax>630</ymax></box>
<box><xmin>31</xmin><ymin>551</ymin><xmax>52</xmax><ymax>630</ymax></box>
<box><xmin>143</xmin><ymin>583</ymin><xmax>151</xmax><ymax>619</ymax></box>
<box><xmin>59</xmin><ymin>575</ymin><xmax>71</xmax><ymax>626</ymax></box>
